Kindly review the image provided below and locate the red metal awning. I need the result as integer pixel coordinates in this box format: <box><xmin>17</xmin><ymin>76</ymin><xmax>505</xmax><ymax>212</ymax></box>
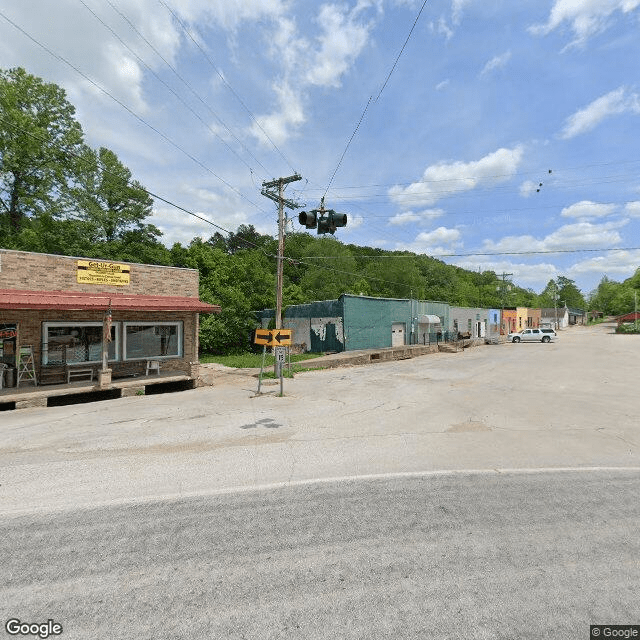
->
<box><xmin>0</xmin><ymin>289</ymin><xmax>220</xmax><ymax>313</ymax></box>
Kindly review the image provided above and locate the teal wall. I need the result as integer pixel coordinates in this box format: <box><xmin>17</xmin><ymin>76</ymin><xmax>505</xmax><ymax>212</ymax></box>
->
<box><xmin>342</xmin><ymin>295</ymin><xmax>411</xmax><ymax>350</ymax></box>
<box><xmin>258</xmin><ymin>296</ymin><xmax>453</xmax><ymax>352</ymax></box>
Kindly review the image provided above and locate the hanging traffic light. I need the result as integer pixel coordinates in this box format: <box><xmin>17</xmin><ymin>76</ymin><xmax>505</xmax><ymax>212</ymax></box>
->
<box><xmin>328</xmin><ymin>211</ymin><xmax>347</xmax><ymax>231</ymax></box>
<box><xmin>298</xmin><ymin>208</ymin><xmax>348</xmax><ymax>234</ymax></box>
<box><xmin>298</xmin><ymin>210</ymin><xmax>318</xmax><ymax>228</ymax></box>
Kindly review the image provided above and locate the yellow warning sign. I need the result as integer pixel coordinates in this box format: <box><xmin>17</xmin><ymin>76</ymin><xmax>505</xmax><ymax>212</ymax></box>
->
<box><xmin>254</xmin><ymin>328</ymin><xmax>293</xmax><ymax>347</ymax></box>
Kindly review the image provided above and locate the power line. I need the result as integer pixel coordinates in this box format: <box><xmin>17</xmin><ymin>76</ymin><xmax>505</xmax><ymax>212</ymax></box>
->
<box><xmin>158</xmin><ymin>0</ymin><xmax>297</xmax><ymax>175</ymax></box>
<box><xmin>321</xmin><ymin>0</ymin><xmax>432</xmax><ymax>200</ymax></box>
<box><xmin>0</xmin><ymin>9</ymin><xmax>262</xmax><ymax>210</ymax></box>
<box><xmin>375</xmin><ymin>0</ymin><xmax>430</xmax><ymax>102</ymax></box>
<box><xmin>77</xmin><ymin>0</ymin><xmax>265</xmax><ymax>180</ymax></box>
<box><xmin>322</xmin><ymin>96</ymin><xmax>372</xmax><ymax>201</ymax></box>
<box><xmin>104</xmin><ymin>0</ymin><xmax>273</xmax><ymax>179</ymax></box>
<box><xmin>296</xmin><ymin>246</ymin><xmax>640</xmax><ymax>258</ymax></box>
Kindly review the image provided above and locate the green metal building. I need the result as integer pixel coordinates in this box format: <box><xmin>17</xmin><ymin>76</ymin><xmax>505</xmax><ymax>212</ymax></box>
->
<box><xmin>257</xmin><ymin>294</ymin><xmax>450</xmax><ymax>353</ymax></box>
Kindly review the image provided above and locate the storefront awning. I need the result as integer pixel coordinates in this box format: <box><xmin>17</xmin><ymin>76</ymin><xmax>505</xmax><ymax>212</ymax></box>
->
<box><xmin>418</xmin><ymin>314</ymin><xmax>442</xmax><ymax>324</ymax></box>
<box><xmin>0</xmin><ymin>289</ymin><xmax>220</xmax><ymax>313</ymax></box>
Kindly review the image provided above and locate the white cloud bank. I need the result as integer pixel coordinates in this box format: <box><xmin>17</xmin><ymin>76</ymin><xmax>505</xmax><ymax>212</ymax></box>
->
<box><xmin>482</xmin><ymin>221</ymin><xmax>627</xmax><ymax>254</ymax></box>
<box><xmin>389</xmin><ymin>146</ymin><xmax>524</xmax><ymax>208</ymax></box>
<box><xmin>530</xmin><ymin>0</ymin><xmax>640</xmax><ymax>46</ymax></box>
<box><xmin>560</xmin><ymin>200</ymin><xmax>617</xmax><ymax>219</ymax></box>
<box><xmin>561</xmin><ymin>87</ymin><xmax>640</xmax><ymax>139</ymax></box>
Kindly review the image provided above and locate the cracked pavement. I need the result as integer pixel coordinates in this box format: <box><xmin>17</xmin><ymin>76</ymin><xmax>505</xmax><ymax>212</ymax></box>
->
<box><xmin>1</xmin><ymin>322</ymin><xmax>638</xmax><ymax>515</ymax></box>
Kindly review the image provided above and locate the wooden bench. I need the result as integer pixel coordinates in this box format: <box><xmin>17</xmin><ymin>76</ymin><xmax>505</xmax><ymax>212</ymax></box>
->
<box><xmin>67</xmin><ymin>367</ymin><xmax>94</xmax><ymax>383</ymax></box>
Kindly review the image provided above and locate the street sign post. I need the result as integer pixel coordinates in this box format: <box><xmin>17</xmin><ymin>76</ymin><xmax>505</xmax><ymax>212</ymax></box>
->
<box><xmin>253</xmin><ymin>328</ymin><xmax>292</xmax><ymax>347</ymax></box>
<box><xmin>254</xmin><ymin>330</ymin><xmax>293</xmax><ymax>396</ymax></box>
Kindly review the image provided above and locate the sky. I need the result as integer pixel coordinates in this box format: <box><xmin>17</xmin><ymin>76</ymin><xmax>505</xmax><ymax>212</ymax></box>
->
<box><xmin>2</xmin><ymin>0</ymin><xmax>640</xmax><ymax>297</ymax></box>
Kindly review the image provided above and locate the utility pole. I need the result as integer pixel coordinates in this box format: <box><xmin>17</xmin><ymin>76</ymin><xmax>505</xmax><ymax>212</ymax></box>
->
<box><xmin>261</xmin><ymin>174</ymin><xmax>302</xmax><ymax>376</ymax></box>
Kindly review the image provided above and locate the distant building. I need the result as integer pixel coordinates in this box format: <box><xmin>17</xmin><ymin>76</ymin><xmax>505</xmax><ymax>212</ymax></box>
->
<box><xmin>257</xmin><ymin>294</ymin><xmax>451</xmax><ymax>353</ymax></box>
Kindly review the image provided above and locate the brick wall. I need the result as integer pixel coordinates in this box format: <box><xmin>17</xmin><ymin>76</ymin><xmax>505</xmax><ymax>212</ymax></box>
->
<box><xmin>0</xmin><ymin>309</ymin><xmax>196</xmax><ymax>374</ymax></box>
<box><xmin>0</xmin><ymin>249</ymin><xmax>199</xmax><ymax>297</ymax></box>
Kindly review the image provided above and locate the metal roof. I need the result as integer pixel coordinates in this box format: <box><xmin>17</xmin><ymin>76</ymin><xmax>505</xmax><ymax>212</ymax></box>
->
<box><xmin>0</xmin><ymin>289</ymin><xmax>220</xmax><ymax>313</ymax></box>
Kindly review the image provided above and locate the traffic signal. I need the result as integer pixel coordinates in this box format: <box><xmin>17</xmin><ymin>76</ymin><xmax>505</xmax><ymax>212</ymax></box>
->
<box><xmin>298</xmin><ymin>208</ymin><xmax>348</xmax><ymax>234</ymax></box>
<box><xmin>328</xmin><ymin>211</ymin><xmax>347</xmax><ymax>230</ymax></box>
<box><xmin>298</xmin><ymin>210</ymin><xmax>318</xmax><ymax>228</ymax></box>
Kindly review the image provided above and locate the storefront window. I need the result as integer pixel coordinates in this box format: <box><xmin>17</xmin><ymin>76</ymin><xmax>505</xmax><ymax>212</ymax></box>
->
<box><xmin>123</xmin><ymin>323</ymin><xmax>182</xmax><ymax>360</ymax></box>
<box><xmin>1</xmin><ymin>324</ymin><xmax>18</xmax><ymax>367</ymax></box>
<box><xmin>43</xmin><ymin>323</ymin><xmax>117</xmax><ymax>364</ymax></box>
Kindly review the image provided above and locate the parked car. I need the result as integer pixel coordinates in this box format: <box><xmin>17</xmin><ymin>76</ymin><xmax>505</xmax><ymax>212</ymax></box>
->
<box><xmin>508</xmin><ymin>328</ymin><xmax>557</xmax><ymax>343</ymax></box>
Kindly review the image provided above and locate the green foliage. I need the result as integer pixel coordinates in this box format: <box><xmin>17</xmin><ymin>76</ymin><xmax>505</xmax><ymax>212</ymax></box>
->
<box><xmin>200</xmin><ymin>352</ymin><xmax>323</xmax><ymax>367</ymax></box>
<box><xmin>1</xmin><ymin>67</ymin><xmax>84</xmax><ymax>234</ymax></box>
<box><xmin>615</xmin><ymin>322</ymin><xmax>640</xmax><ymax>334</ymax></box>
<box><xmin>4</xmin><ymin>68</ymin><xmax>617</xmax><ymax>356</ymax></box>
<box><xmin>589</xmin><ymin>272</ymin><xmax>639</xmax><ymax>316</ymax></box>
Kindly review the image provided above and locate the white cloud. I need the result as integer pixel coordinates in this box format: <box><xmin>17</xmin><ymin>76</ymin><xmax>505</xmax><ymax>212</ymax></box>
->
<box><xmin>251</xmin><ymin>2</ymin><xmax>379</xmax><ymax>144</ymax></box>
<box><xmin>389</xmin><ymin>212</ymin><xmax>421</xmax><ymax>226</ymax></box>
<box><xmin>520</xmin><ymin>180</ymin><xmax>540</xmax><ymax>197</ymax></box>
<box><xmin>482</xmin><ymin>221</ymin><xmax>627</xmax><ymax>254</ymax></box>
<box><xmin>561</xmin><ymin>87</ymin><xmax>640</xmax><ymax>139</ymax></box>
<box><xmin>529</xmin><ymin>0</ymin><xmax>640</xmax><ymax>46</ymax></box>
<box><xmin>455</xmin><ymin>257</ymin><xmax>558</xmax><ymax>288</ymax></box>
<box><xmin>389</xmin><ymin>146</ymin><xmax>524</xmax><ymax>208</ymax></box>
<box><xmin>480</xmin><ymin>51</ymin><xmax>511</xmax><ymax>76</ymax></box>
<box><xmin>435</xmin><ymin>79</ymin><xmax>450</xmax><ymax>91</ymax></box>
<box><xmin>345</xmin><ymin>214</ymin><xmax>365</xmax><ymax>231</ymax></box>
<box><xmin>560</xmin><ymin>200</ymin><xmax>617</xmax><ymax>219</ymax></box>
<box><xmin>252</xmin><ymin>81</ymin><xmax>306</xmax><ymax>145</ymax></box>
<box><xmin>398</xmin><ymin>226</ymin><xmax>463</xmax><ymax>255</ymax></box>
<box><xmin>306</xmin><ymin>4</ymin><xmax>374</xmax><ymax>88</ymax></box>
<box><xmin>624</xmin><ymin>201</ymin><xmax>640</xmax><ymax>217</ymax></box>
<box><xmin>452</xmin><ymin>0</ymin><xmax>472</xmax><ymax>25</ymax></box>
<box><xmin>389</xmin><ymin>209</ymin><xmax>445</xmax><ymax>225</ymax></box>
<box><xmin>568</xmin><ymin>249</ymin><xmax>640</xmax><ymax>276</ymax></box>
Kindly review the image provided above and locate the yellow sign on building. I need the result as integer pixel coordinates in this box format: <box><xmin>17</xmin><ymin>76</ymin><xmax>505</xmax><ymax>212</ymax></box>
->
<box><xmin>77</xmin><ymin>260</ymin><xmax>131</xmax><ymax>286</ymax></box>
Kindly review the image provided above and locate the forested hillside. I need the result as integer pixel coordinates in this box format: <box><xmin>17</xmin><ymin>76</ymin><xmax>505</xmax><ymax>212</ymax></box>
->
<box><xmin>3</xmin><ymin>67</ymin><xmax>636</xmax><ymax>354</ymax></box>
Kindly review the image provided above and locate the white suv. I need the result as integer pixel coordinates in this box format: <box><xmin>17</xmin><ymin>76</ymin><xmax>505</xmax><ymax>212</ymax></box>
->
<box><xmin>508</xmin><ymin>328</ymin><xmax>557</xmax><ymax>343</ymax></box>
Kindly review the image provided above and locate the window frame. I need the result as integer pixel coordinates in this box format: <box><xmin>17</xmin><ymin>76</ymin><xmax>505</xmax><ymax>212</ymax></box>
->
<box><xmin>42</xmin><ymin>321</ymin><xmax>120</xmax><ymax>365</ymax></box>
<box><xmin>122</xmin><ymin>321</ymin><xmax>183</xmax><ymax>361</ymax></box>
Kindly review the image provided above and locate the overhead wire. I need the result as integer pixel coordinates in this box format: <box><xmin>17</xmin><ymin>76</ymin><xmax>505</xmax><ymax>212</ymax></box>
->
<box><xmin>0</xmin><ymin>9</ymin><xmax>263</xmax><ymax>211</ymax></box>
<box><xmin>321</xmin><ymin>0</ymin><xmax>431</xmax><ymax>200</ymax></box>
<box><xmin>78</xmin><ymin>0</ymin><xmax>264</xmax><ymax>180</ymax></box>
<box><xmin>158</xmin><ymin>0</ymin><xmax>297</xmax><ymax>175</ymax></box>
<box><xmin>104</xmin><ymin>0</ymin><xmax>274</xmax><ymax>179</ymax></box>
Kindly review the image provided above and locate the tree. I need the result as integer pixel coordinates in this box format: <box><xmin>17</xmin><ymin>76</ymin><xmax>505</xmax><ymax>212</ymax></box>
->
<box><xmin>72</xmin><ymin>146</ymin><xmax>157</xmax><ymax>246</ymax></box>
<box><xmin>0</xmin><ymin>67</ymin><xmax>84</xmax><ymax>234</ymax></box>
<box><xmin>555</xmin><ymin>275</ymin><xmax>585</xmax><ymax>309</ymax></box>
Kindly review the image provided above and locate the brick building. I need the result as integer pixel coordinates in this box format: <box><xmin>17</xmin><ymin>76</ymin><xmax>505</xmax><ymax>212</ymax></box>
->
<box><xmin>0</xmin><ymin>249</ymin><xmax>219</xmax><ymax>388</ymax></box>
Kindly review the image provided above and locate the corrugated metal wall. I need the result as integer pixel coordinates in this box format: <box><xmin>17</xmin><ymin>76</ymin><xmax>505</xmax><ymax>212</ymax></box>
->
<box><xmin>342</xmin><ymin>295</ymin><xmax>411</xmax><ymax>350</ymax></box>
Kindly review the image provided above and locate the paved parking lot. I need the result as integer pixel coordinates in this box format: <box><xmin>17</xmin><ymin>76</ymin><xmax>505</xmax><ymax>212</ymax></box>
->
<box><xmin>1</xmin><ymin>322</ymin><xmax>638</xmax><ymax>515</ymax></box>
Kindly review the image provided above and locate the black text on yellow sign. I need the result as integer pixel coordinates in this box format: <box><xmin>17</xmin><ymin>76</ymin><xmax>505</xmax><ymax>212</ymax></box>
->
<box><xmin>254</xmin><ymin>328</ymin><xmax>293</xmax><ymax>346</ymax></box>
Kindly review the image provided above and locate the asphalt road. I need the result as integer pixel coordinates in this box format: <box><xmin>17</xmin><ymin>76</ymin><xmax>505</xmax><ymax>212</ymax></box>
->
<box><xmin>2</xmin><ymin>470</ymin><xmax>638</xmax><ymax>640</ymax></box>
<box><xmin>0</xmin><ymin>322</ymin><xmax>638</xmax><ymax>514</ymax></box>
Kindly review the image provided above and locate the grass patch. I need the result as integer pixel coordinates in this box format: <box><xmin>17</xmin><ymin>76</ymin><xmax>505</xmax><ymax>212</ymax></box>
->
<box><xmin>200</xmin><ymin>351</ymin><xmax>324</xmax><ymax>368</ymax></box>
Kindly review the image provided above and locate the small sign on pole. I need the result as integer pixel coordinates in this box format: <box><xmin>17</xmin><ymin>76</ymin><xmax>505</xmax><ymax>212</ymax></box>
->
<box><xmin>274</xmin><ymin>346</ymin><xmax>286</xmax><ymax>363</ymax></box>
<box><xmin>253</xmin><ymin>328</ymin><xmax>293</xmax><ymax>347</ymax></box>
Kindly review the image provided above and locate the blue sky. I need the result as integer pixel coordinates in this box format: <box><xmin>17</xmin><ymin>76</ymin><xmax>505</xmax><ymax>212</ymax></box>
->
<box><xmin>2</xmin><ymin>0</ymin><xmax>640</xmax><ymax>296</ymax></box>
